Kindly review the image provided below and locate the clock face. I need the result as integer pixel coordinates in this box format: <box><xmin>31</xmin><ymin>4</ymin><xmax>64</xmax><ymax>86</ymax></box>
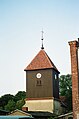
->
<box><xmin>36</xmin><ymin>73</ymin><xmax>42</xmax><ymax>78</ymax></box>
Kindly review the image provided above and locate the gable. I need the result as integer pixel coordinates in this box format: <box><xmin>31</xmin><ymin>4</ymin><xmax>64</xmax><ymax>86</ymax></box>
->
<box><xmin>9</xmin><ymin>109</ymin><xmax>31</xmax><ymax>116</ymax></box>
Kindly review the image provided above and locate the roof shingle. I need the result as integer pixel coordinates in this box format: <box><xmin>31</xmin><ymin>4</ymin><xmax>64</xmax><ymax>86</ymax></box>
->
<box><xmin>24</xmin><ymin>49</ymin><xmax>59</xmax><ymax>72</ymax></box>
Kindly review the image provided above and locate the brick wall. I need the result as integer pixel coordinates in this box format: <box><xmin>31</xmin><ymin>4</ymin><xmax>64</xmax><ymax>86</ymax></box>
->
<box><xmin>69</xmin><ymin>41</ymin><xmax>79</xmax><ymax>119</ymax></box>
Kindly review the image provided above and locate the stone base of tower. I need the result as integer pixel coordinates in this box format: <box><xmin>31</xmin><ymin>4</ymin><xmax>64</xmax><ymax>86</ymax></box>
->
<box><xmin>23</xmin><ymin>97</ymin><xmax>54</xmax><ymax>113</ymax></box>
<box><xmin>22</xmin><ymin>97</ymin><xmax>66</xmax><ymax>115</ymax></box>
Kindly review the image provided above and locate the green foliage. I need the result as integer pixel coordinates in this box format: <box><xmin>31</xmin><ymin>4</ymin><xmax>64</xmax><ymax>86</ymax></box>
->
<box><xmin>0</xmin><ymin>106</ymin><xmax>3</xmax><ymax>110</ymax></box>
<box><xmin>59</xmin><ymin>74</ymin><xmax>72</xmax><ymax>111</ymax></box>
<box><xmin>5</xmin><ymin>100</ymin><xmax>16</xmax><ymax>111</ymax></box>
<box><xmin>48</xmin><ymin>117</ymin><xmax>54</xmax><ymax>119</ymax></box>
<box><xmin>16</xmin><ymin>99</ymin><xmax>25</xmax><ymax>110</ymax></box>
<box><xmin>48</xmin><ymin>117</ymin><xmax>57</xmax><ymax>119</ymax></box>
<box><xmin>0</xmin><ymin>91</ymin><xmax>26</xmax><ymax>111</ymax></box>
<box><xmin>14</xmin><ymin>91</ymin><xmax>26</xmax><ymax>102</ymax></box>
<box><xmin>0</xmin><ymin>94</ymin><xmax>14</xmax><ymax>109</ymax></box>
<box><xmin>59</xmin><ymin>74</ymin><xmax>72</xmax><ymax>96</ymax></box>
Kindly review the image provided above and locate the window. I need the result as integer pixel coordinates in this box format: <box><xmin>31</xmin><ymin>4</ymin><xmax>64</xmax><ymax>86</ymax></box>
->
<box><xmin>55</xmin><ymin>74</ymin><xmax>57</xmax><ymax>79</ymax></box>
<box><xmin>36</xmin><ymin>80</ymin><xmax>42</xmax><ymax>86</ymax></box>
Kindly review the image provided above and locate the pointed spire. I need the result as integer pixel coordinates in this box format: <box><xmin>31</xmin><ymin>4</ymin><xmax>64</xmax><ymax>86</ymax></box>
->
<box><xmin>41</xmin><ymin>29</ymin><xmax>44</xmax><ymax>49</ymax></box>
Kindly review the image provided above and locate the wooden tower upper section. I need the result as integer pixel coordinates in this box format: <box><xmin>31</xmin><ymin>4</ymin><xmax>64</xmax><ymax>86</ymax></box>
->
<box><xmin>24</xmin><ymin>48</ymin><xmax>60</xmax><ymax>99</ymax></box>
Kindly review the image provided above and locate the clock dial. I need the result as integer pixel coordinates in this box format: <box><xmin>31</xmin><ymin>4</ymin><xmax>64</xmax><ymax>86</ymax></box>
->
<box><xmin>36</xmin><ymin>73</ymin><xmax>42</xmax><ymax>78</ymax></box>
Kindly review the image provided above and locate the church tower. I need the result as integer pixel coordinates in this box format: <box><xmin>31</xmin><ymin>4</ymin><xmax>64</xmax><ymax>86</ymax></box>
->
<box><xmin>22</xmin><ymin>35</ymin><xmax>61</xmax><ymax>113</ymax></box>
<box><xmin>24</xmin><ymin>49</ymin><xmax>60</xmax><ymax>99</ymax></box>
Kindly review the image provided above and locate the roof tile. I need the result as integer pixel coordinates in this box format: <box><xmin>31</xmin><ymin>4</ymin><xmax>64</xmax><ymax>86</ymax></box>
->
<box><xmin>24</xmin><ymin>49</ymin><xmax>59</xmax><ymax>72</ymax></box>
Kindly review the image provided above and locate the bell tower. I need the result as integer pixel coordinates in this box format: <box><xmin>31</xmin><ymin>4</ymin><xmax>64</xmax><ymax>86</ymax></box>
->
<box><xmin>22</xmin><ymin>35</ymin><xmax>60</xmax><ymax>113</ymax></box>
<box><xmin>24</xmin><ymin>49</ymin><xmax>60</xmax><ymax>99</ymax></box>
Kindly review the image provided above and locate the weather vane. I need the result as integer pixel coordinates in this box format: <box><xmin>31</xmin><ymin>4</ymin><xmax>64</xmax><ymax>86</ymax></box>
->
<box><xmin>41</xmin><ymin>29</ymin><xmax>44</xmax><ymax>49</ymax></box>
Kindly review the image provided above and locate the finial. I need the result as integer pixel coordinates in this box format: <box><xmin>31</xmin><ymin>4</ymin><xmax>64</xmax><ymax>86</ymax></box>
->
<box><xmin>41</xmin><ymin>29</ymin><xmax>44</xmax><ymax>49</ymax></box>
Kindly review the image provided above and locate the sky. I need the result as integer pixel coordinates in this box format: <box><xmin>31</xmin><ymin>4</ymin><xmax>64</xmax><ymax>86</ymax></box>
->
<box><xmin>0</xmin><ymin>0</ymin><xmax>79</xmax><ymax>96</ymax></box>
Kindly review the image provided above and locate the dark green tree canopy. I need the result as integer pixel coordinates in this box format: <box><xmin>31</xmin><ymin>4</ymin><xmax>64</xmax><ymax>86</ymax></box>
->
<box><xmin>59</xmin><ymin>74</ymin><xmax>72</xmax><ymax>111</ymax></box>
<box><xmin>16</xmin><ymin>99</ymin><xmax>25</xmax><ymax>110</ymax></box>
<box><xmin>0</xmin><ymin>94</ymin><xmax>14</xmax><ymax>109</ymax></box>
<box><xmin>0</xmin><ymin>91</ymin><xmax>26</xmax><ymax>111</ymax></box>
<box><xmin>14</xmin><ymin>91</ymin><xmax>26</xmax><ymax>102</ymax></box>
<box><xmin>59</xmin><ymin>74</ymin><xmax>72</xmax><ymax>96</ymax></box>
<box><xmin>5</xmin><ymin>100</ymin><xmax>16</xmax><ymax>112</ymax></box>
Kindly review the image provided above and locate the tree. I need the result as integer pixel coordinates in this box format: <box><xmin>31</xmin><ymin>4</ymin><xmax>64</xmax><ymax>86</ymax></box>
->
<box><xmin>59</xmin><ymin>74</ymin><xmax>72</xmax><ymax>111</ymax></box>
<box><xmin>5</xmin><ymin>100</ymin><xmax>16</xmax><ymax>111</ymax></box>
<box><xmin>0</xmin><ymin>94</ymin><xmax>14</xmax><ymax>109</ymax></box>
<box><xmin>16</xmin><ymin>99</ymin><xmax>25</xmax><ymax>110</ymax></box>
<box><xmin>14</xmin><ymin>91</ymin><xmax>26</xmax><ymax>102</ymax></box>
<box><xmin>0</xmin><ymin>91</ymin><xmax>26</xmax><ymax>111</ymax></box>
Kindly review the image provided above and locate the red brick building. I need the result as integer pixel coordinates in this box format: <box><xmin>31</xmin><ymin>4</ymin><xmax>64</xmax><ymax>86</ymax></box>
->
<box><xmin>69</xmin><ymin>40</ymin><xmax>79</xmax><ymax>119</ymax></box>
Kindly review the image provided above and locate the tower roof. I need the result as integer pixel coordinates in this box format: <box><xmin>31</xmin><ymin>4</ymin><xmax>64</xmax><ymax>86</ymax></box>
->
<box><xmin>24</xmin><ymin>49</ymin><xmax>59</xmax><ymax>73</ymax></box>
